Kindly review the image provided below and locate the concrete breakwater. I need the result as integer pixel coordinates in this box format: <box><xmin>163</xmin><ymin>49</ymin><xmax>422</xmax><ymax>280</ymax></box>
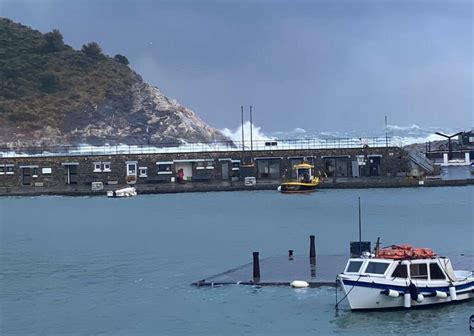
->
<box><xmin>0</xmin><ymin>178</ymin><xmax>472</xmax><ymax>197</ymax></box>
<box><xmin>0</xmin><ymin>145</ymin><xmax>467</xmax><ymax>197</ymax></box>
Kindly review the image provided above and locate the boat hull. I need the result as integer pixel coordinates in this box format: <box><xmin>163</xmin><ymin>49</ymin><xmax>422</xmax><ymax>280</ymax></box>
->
<box><xmin>339</xmin><ymin>277</ymin><xmax>474</xmax><ymax>310</ymax></box>
<box><xmin>278</xmin><ymin>181</ymin><xmax>319</xmax><ymax>193</ymax></box>
<box><xmin>107</xmin><ymin>187</ymin><xmax>137</xmax><ymax>197</ymax></box>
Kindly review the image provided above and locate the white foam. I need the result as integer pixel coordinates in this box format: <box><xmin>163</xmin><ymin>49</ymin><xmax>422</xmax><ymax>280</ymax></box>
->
<box><xmin>220</xmin><ymin>121</ymin><xmax>273</xmax><ymax>143</ymax></box>
<box><xmin>390</xmin><ymin>134</ymin><xmax>446</xmax><ymax>147</ymax></box>
<box><xmin>293</xmin><ymin>128</ymin><xmax>306</xmax><ymax>133</ymax></box>
<box><xmin>386</xmin><ymin>124</ymin><xmax>422</xmax><ymax>132</ymax></box>
<box><xmin>1</xmin><ymin>123</ymin><xmax>467</xmax><ymax>158</ymax></box>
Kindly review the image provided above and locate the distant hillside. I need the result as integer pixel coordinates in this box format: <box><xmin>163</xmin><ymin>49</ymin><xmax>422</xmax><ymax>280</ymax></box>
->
<box><xmin>0</xmin><ymin>18</ymin><xmax>228</xmax><ymax>147</ymax></box>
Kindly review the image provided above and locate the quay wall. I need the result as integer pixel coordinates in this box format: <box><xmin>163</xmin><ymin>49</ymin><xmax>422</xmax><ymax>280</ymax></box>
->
<box><xmin>0</xmin><ymin>146</ymin><xmax>413</xmax><ymax>194</ymax></box>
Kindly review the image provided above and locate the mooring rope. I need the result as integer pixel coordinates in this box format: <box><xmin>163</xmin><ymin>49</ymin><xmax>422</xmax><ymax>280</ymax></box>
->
<box><xmin>335</xmin><ymin>274</ymin><xmax>362</xmax><ymax>310</ymax></box>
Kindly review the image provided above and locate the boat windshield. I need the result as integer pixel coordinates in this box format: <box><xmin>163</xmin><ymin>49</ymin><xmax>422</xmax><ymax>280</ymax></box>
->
<box><xmin>410</xmin><ymin>263</ymin><xmax>428</xmax><ymax>279</ymax></box>
<box><xmin>364</xmin><ymin>261</ymin><xmax>390</xmax><ymax>275</ymax></box>
<box><xmin>297</xmin><ymin>168</ymin><xmax>311</xmax><ymax>182</ymax></box>
<box><xmin>346</xmin><ymin>261</ymin><xmax>363</xmax><ymax>273</ymax></box>
<box><xmin>391</xmin><ymin>264</ymin><xmax>408</xmax><ymax>278</ymax></box>
<box><xmin>429</xmin><ymin>263</ymin><xmax>446</xmax><ymax>280</ymax></box>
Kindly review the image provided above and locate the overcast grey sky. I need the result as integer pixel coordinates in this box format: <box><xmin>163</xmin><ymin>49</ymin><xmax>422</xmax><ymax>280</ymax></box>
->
<box><xmin>1</xmin><ymin>0</ymin><xmax>472</xmax><ymax>133</ymax></box>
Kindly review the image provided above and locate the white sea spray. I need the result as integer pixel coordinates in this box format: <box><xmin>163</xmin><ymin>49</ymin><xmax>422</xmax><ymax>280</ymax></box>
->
<box><xmin>0</xmin><ymin>123</ymin><xmax>468</xmax><ymax>157</ymax></box>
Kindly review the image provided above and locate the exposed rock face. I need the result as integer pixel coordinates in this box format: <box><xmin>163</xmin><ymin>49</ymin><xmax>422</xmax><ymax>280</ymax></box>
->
<box><xmin>59</xmin><ymin>73</ymin><xmax>228</xmax><ymax>146</ymax></box>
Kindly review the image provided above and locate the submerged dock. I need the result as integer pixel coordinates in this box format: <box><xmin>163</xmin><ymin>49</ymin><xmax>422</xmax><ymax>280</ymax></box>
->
<box><xmin>194</xmin><ymin>254</ymin><xmax>347</xmax><ymax>287</ymax></box>
<box><xmin>194</xmin><ymin>254</ymin><xmax>473</xmax><ymax>288</ymax></box>
<box><xmin>193</xmin><ymin>236</ymin><xmax>474</xmax><ymax>288</ymax></box>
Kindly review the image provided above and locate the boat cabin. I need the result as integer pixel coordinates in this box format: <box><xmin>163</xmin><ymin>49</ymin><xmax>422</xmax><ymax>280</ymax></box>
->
<box><xmin>343</xmin><ymin>257</ymin><xmax>456</xmax><ymax>281</ymax></box>
<box><xmin>294</xmin><ymin>163</ymin><xmax>314</xmax><ymax>183</ymax></box>
<box><xmin>338</xmin><ymin>244</ymin><xmax>473</xmax><ymax>310</ymax></box>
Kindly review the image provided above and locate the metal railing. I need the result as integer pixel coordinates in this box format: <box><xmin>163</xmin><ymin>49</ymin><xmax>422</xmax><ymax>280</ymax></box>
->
<box><xmin>0</xmin><ymin>137</ymin><xmax>392</xmax><ymax>158</ymax></box>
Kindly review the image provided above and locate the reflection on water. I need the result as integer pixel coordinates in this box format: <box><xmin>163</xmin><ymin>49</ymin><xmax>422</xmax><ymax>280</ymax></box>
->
<box><xmin>332</xmin><ymin>299</ymin><xmax>474</xmax><ymax>334</ymax></box>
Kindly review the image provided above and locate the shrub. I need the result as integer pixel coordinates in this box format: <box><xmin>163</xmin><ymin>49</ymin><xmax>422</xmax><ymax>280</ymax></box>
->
<box><xmin>43</xmin><ymin>29</ymin><xmax>65</xmax><ymax>52</ymax></box>
<box><xmin>39</xmin><ymin>73</ymin><xmax>60</xmax><ymax>93</ymax></box>
<box><xmin>7</xmin><ymin>111</ymin><xmax>38</xmax><ymax>122</ymax></box>
<box><xmin>1</xmin><ymin>66</ymin><xmax>20</xmax><ymax>79</ymax></box>
<box><xmin>1</xmin><ymin>87</ymin><xmax>23</xmax><ymax>99</ymax></box>
<box><xmin>81</xmin><ymin>42</ymin><xmax>103</xmax><ymax>58</ymax></box>
<box><xmin>114</xmin><ymin>54</ymin><xmax>129</xmax><ymax>65</ymax></box>
<box><xmin>69</xmin><ymin>53</ymin><xmax>94</xmax><ymax>68</ymax></box>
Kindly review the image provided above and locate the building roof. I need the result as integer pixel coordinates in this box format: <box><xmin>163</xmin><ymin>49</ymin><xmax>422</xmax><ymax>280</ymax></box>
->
<box><xmin>294</xmin><ymin>163</ymin><xmax>313</xmax><ymax>169</ymax></box>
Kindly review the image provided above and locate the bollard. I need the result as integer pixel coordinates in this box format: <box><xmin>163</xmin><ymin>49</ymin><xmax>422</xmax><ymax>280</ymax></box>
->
<box><xmin>309</xmin><ymin>235</ymin><xmax>316</xmax><ymax>265</ymax></box>
<box><xmin>252</xmin><ymin>252</ymin><xmax>261</xmax><ymax>282</ymax></box>
<box><xmin>288</xmin><ymin>250</ymin><xmax>294</xmax><ymax>260</ymax></box>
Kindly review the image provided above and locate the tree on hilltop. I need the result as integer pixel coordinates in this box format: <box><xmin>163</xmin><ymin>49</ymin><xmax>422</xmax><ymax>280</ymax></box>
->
<box><xmin>114</xmin><ymin>54</ymin><xmax>129</xmax><ymax>65</ymax></box>
<box><xmin>43</xmin><ymin>29</ymin><xmax>65</xmax><ymax>52</ymax></box>
<box><xmin>81</xmin><ymin>42</ymin><xmax>104</xmax><ymax>58</ymax></box>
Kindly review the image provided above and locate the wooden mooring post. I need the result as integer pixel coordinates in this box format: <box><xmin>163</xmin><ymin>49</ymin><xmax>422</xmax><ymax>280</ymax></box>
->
<box><xmin>252</xmin><ymin>251</ymin><xmax>260</xmax><ymax>282</ymax></box>
<box><xmin>309</xmin><ymin>235</ymin><xmax>316</xmax><ymax>278</ymax></box>
<box><xmin>309</xmin><ymin>235</ymin><xmax>316</xmax><ymax>265</ymax></box>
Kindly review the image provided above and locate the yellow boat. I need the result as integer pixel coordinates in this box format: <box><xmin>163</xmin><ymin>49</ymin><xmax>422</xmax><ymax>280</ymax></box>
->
<box><xmin>278</xmin><ymin>163</ymin><xmax>321</xmax><ymax>193</ymax></box>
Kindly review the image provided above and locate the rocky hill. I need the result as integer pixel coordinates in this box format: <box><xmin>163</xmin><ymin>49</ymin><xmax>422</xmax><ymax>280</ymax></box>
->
<box><xmin>0</xmin><ymin>18</ymin><xmax>228</xmax><ymax>147</ymax></box>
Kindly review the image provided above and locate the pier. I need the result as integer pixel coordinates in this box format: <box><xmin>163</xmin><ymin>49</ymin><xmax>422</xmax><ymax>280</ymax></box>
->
<box><xmin>1</xmin><ymin>137</ymin><xmax>472</xmax><ymax>197</ymax></box>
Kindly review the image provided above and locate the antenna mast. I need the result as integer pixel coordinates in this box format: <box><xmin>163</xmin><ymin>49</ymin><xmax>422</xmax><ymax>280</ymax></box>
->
<box><xmin>250</xmin><ymin>105</ymin><xmax>253</xmax><ymax>163</ymax></box>
<box><xmin>241</xmin><ymin>105</ymin><xmax>245</xmax><ymax>154</ymax></box>
<box><xmin>358</xmin><ymin>197</ymin><xmax>362</xmax><ymax>255</ymax></box>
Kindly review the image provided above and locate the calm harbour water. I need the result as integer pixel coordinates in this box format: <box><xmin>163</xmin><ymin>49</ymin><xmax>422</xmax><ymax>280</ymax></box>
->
<box><xmin>1</xmin><ymin>186</ymin><xmax>473</xmax><ymax>335</ymax></box>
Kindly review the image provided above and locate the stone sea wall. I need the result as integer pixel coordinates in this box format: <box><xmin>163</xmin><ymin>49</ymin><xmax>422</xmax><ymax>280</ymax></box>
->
<box><xmin>0</xmin><ymin>146</ymin><xmax>410</xmax><ymax>193</ymax></box>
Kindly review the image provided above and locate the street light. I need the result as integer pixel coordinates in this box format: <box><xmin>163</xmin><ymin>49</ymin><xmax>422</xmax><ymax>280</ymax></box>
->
<box><xmin>434</xmin><ymin>132</ymin><xmax>463</xmax><ymax>160</ymax></box>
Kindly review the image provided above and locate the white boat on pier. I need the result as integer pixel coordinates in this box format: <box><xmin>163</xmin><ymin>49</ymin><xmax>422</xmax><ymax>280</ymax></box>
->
<box><xmin>107</xmin><ymin>187</ymin><xmax>137</xmax><ymax>198</ymax></box>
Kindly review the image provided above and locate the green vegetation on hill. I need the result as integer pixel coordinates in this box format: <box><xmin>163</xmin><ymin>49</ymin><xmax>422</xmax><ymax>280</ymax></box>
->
<box><xmin>0</xmin><ymin>18</ymin><xmax>134</xmax><ymax>133</ymax></box>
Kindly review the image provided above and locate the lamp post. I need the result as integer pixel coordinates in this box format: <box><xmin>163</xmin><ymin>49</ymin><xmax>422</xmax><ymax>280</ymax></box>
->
<box><xmin>435</xmin><ymin>132</ymin><xmax>463</xmax><ymax>160</ymax></box>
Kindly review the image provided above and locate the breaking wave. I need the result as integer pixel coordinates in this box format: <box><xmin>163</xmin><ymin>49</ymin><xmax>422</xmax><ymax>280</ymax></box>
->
<box><xmin>220</xmin><ymin>121</ymin><xmax>274</xmax><ymax>142</ymax></box>
<box><xmin>222</xmin><ymin>123</ymin><xmax>468</xmax><ymax>146</ymax></box>
<box><xmin>219</xmin><ymin>122</ymin><xmax>463</xmax><ymax>149</ymax></box>
<box><xmin>386</xmin><ymin>124</ymin><xmax>422</xmax><ymax>132</ymax></box>
<box><xmin>1</xmin><ymin>123</ymin><xmax>468</xmax><ymax>158</ymax></box>
<box><xmin>291</xmin><ymin>125</ymin><xmax>464</xmax><ymax>145</ymax></box>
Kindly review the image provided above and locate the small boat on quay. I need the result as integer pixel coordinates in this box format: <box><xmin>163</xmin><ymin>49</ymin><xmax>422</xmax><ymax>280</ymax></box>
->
<box><xmin>107</xmin><ymin>187</ymin><xmax>137</xmax><ymax>198</ymax></box>
<box><xmin>337</xmin><ymin>244</ymin><xmax>474</xmax><ymax>310</ymax></box>
<box><xmin>277</xmin><ymin>163</ymin><xmax>321</xmax><ymax>193</ymax></box>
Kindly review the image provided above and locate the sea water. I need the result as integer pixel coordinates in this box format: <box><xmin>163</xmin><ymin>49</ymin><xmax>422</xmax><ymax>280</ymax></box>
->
<box><xmin>0</xmin><ymin>187</ymin><xmax>473</xmax><ymax>335</ymax></box>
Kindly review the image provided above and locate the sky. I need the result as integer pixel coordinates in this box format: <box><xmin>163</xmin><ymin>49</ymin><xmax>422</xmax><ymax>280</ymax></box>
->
<box><xmin>1</xmin><ymin>0</ymin><xmax>472</xmax><ymax>134</ymax></box>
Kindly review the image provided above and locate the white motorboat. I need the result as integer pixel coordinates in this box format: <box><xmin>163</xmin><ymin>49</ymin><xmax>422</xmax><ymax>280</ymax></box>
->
<box><xmin>337</xmin><ymin>245</ymin><xmax>474</xmax><ymax>310</ymax></box>
<box><xmin>107</xmin><ymin>187</ymin><xmax>137</xmax><ymax>198</ymax></box>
